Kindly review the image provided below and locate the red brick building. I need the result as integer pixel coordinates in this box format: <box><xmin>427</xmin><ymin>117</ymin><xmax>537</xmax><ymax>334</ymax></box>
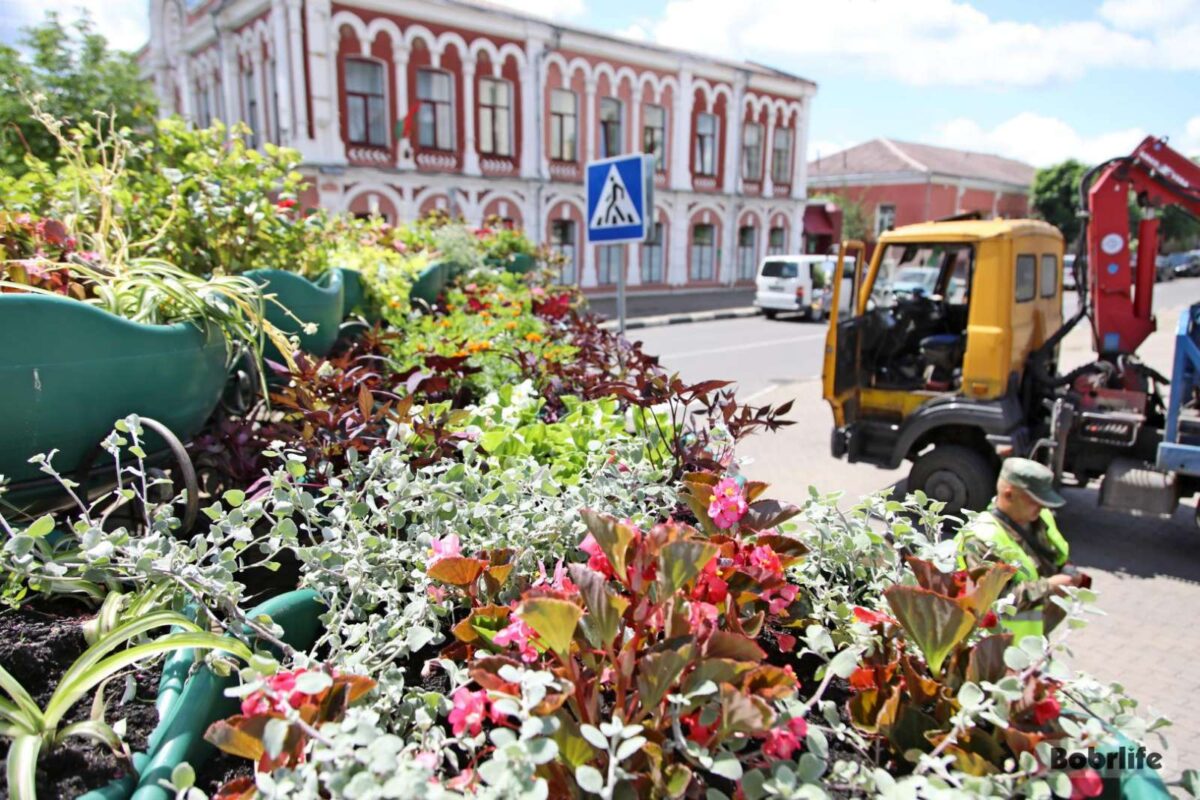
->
<box><xmin>144</xmin><ymin>0</ymin><xmax>817</xmax><ymax>294</ymax></box>
<box><xmin>807</xmin><ymin>138</ymin><xmax>1034</xmax><ymax>251</ymax></box>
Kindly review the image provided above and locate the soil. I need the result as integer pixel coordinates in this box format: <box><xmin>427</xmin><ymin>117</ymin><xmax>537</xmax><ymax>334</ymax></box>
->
<box><xmin>0</xmin><ymin>600</ymin><xmax>162</xmax><ymax>800</ymax></box>
<box><xmin>194</xmin><ymin>748</ymin><xmax>253</xmax><ymax>795</ymax></box>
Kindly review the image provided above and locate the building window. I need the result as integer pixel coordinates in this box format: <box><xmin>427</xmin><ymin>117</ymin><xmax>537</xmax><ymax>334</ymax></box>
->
<box><xmin>695</xmin><ymin>112</ymin><xmax>718</xmax><ymax>176</ymax></box>
<box><xmin>242</xmin><ymin>67</ymin><xmax>259</xmax><ymax>148</ymax></box>
<box><xmin>597</xmin><ymin>244</ymin><xmax>624</xmax><ymax>285</ymax></box>
<box><xmin>643</xmin><ymin>104</ymin><xmax>666</xmax><ymax>172</ymax></box>
<box><xmin>1016</xmin><ymin>254</ymin><xmax>1037</xmax><ymax>302</ymax></box>
<box><xmin>875</xmin><ymin>204</ymin><xmax>896</xmax><ymax>238</ymax></box>
<box><xmin>551</xmin><ymin>220</ymin><xmax>576</xmax><ymax>284</ymax></box>
<box><xmin>767</xmin><ymin>226</ymin><xmax>786</xmax><ymax>255</ymax></box>
<box><xmin>642</xmin><ymin>222</ymin><xmax>664</xmax><ymax>283</ymax></box>
<box><xmin>417</xmin><ymin>69</ymin><xmax>454</xmax><ymax>151</ymax></box>
<box><xmin>691</xmin><ymin>224</ymin><xmax>715</xmax><ymax>280</ymax></box>
<box><xmin>346</xmin><ymin>58</ymin><xmax>388</xmax><ymax>147</ymax></box>
<box><xmin>478</xmin><ymin>77</ymin><xmax>512</xmax><ymax>157</ymax></box>
<box><xmin>598</xmin><ymin>97</ymin><xmax>622</xmax><ymax>158</ymax></box>
<box><xmin>1041</xmin><ymin>253</ymin><xmax>1058</xmax><ymax>298</ymax></box>
<box><xmin>737</xmin><ymin>226</ymin><xmax>757</xmax><ymax>280</ymax></box>
<box><xmin>742</xmin><ymin>122</ymin><xmax>763</xmax><ymax>181</ymax></box>
<box><xmin>550</xmin><ymin>89</ymin><xmax>577</xmax><ymax>162</ymax></box>
<box><xmin>196</xmin><ymin>82</ymin><xmax>211</xmax><ymax>127</ymax></box>
<box><xmin>771</xmin><ymin>127</ymin><xmax>793</xmax><ymax>184</ymax></box>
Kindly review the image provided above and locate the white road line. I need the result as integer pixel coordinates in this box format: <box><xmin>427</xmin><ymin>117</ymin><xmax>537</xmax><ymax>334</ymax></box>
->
<box><xmin>740</xmin><ymin>382</ymin><xmax>783</xmax><ymax>403</ymax></box>
<box><xmin>661</xmin><ymin>332</ymin><xmax>826</xmax><ymax>360</ymax></box>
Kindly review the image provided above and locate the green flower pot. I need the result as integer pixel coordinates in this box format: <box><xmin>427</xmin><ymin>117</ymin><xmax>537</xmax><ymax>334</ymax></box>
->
<box><xmin>245</xmin><ymin>268</ymin><xmax>344</xmax><ymax>358</ymax></box>
<box><xmin>79</xmin><ymin>589</ymin><xmax>325</xmax><ymax>800</ymax></box>
<box><xmin>506</xmin><ymin>252</ymin><xmax>537</xmax><ymax>274</ymax></box>
<box><xmin>409</xmin><ymin>261</ymin><xmax>450</xmax><ymax>308</ymax></box>
<box><xmin>0</xmin><ymin>294</ymin><xmax>228</xmax><ymax>489</ymax></box>
<box><xmin>338</xmin><ymin>266</ymin><xmax>368</xmax><ymax>319</ymax></box>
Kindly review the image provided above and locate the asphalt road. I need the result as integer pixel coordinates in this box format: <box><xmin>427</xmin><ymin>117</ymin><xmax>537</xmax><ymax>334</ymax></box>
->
<box><xmin>632</xmin><ymin>275</ymin><xmax>1200</xmax><ymax>778</ymax></box>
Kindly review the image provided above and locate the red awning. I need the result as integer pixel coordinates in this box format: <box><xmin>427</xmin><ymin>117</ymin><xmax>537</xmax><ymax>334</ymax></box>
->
<box><xmin>803</xmin><ymin>205</ymin><xmax>834</xmax><ymax>236</ymax></box>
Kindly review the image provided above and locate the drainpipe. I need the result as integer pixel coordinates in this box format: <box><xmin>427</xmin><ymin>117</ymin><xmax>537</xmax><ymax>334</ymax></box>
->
<box><xmin>532</xmin><ymin>30</ymin><xmax>557</xmax><ymax>247</ymax></box>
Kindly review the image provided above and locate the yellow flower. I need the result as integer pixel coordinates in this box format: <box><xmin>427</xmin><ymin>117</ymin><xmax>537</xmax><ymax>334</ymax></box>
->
<box><xmin>505</xmin><ymin>321</ymin><xmax>518</xmax><ymax>331</ymax></box>
<box><xmin>524</xmin><ymin>332</ymin><xmax>543</xmax><ymax>343</ymax></box>
<box><xmin>415</xmin><ymin>342</ymin><xmax>427</xmax><ymax>352</ymax></box>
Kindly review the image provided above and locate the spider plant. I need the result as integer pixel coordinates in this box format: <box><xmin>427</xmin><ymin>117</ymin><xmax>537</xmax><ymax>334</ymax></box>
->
<box><xmin>0</xmin><ymin>608</ymin><xmax>252</xmax><ymax>800</ymax></box>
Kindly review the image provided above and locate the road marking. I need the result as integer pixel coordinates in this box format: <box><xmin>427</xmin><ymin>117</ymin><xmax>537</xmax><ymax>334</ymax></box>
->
<box><xmin>741</xmin><ymin>382</ymin><xmax>782</xmax><ymax>403</ymax></box>
<box><xmin>661</xmin><ymin>332</ymin><xmax>826</xmax><ymax>360</ymax></box>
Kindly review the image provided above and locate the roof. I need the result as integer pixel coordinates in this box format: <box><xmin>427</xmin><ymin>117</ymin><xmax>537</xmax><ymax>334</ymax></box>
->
<box><xmin>881</xmin><ymin>218</ymin><xmax>1062</xmax><ymax>244</ymax></box>
<box><xmin>808</xmin><ymin>138</ymin><xmax>1035</xmax><ymax>189</ymax></box>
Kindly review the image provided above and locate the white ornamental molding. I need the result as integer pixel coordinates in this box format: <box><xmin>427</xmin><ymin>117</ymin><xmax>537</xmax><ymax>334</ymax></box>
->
<box><xmin>347</xmin><ymin>147</ymin><xmax>391</xmax><ymax>164</ymax></box>
<box><xmin>549</xmin><ymin>162</ymin><xmax>580</xmax><ymax>180</ymax></box>
<box><xmin>693</xmin><ymin>176</ymin><xmax>718</xmax><ymax>191</ymax></box>
<box><xmin>772</xmin><ymin>184</ymin><xmax>791</xmax><ymax>197</ymax></box>
<box><xmin>480</xmin><ymin>157</ymin><xmax>516</xmax><ymax>175</ymax></box>
<box><xmin>416</xmin><ymin>151</ymin><xmax>458</xmax><ymax>170</ymax></box>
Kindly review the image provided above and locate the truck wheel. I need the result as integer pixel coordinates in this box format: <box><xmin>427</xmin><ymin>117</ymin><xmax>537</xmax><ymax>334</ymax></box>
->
<box><xmin>764</xmin><ymin>309</ymin><xmax>778</xmax><ymax>320</ymax></box>
<box><xmin>908</xmin><ymin>444</ymin><xmax>997</xmax><ymax>517</ymax></box>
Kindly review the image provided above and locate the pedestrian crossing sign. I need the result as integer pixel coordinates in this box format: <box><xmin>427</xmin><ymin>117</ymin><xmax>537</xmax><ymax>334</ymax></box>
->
<box><xmin>586</xmin><ymin>154</ymin><xmax>654</xmax><ymax>244</ymax></box>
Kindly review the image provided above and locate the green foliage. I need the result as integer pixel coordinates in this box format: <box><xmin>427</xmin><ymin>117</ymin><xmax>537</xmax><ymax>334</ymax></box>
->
<box><xmin>0</xmin><ymin>12</ymin><xmax>155</xmax><ymax>177</ymax></box>
<box><xmin>1030</xmin><ymin>159</ymin><xmax>1089</xmax><ymax>243</ymax></box>
<box><xmin>812</xmin><ymin>192</ymin><xmax>868</xmax><ymax>242</ymax></box>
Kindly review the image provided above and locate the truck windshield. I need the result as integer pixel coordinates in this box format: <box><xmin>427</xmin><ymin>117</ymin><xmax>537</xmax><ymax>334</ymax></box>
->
<box><xmin>871</xmin><ymin>243</ymin><xmax>973</xmax><ymax>308</ymax></box>
<box><xmin>761</xmin><ymin>260</ymin><xmax>798</xmax><ymax>278</ymax></box>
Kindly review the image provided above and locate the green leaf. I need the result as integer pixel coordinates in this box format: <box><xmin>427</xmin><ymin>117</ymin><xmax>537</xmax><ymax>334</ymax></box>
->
<box><xmin>25</xmin><ymin>515</ymin><xmax>54</xmax><ymax>539</ymax></box>
<box><xmin>709</xmin><ymin>752</ymin><xmax>743</xmax><ymax>780</ymax></box>
<box><xmin>580</xmin><ymin>509</ymin><xmax>637</xmax><ymax>585</ymax></box>
<box><xmin>518</xmin><ymin>597</ymin><xmax>582</xmax><ymax>657</ymax></box>
<box><xmin>263</xmin><ymin>717</ymin><xmax>289</xmax><ymax>759</ymax></box>
<box><xmin>222</xmin><ymin>489</ymin><xmax>246</xmax><ymax>507</ymax></box>
<box><xmin>6</xmin><ymin>734</ymin><xmax>41</xmax><ymax>800</ymax></box>
<box><xmin>666</xmin><ymin>764</ymin><xmax>693</xmax><ymax>798</ymax></box>
<box><xmin>884</xmin><ymin>585</ymin><xmax>975</xmax><ymax>675</ymax></box>
<box><xmin>570</xmin><ymin>564</ymin><xmax>628</xmax><ymax>650</ymax></box>
<box><xmin>827</xmin><ymin>648</ymin><xmax>860</xmax><ymax>679</ymax></box>
<box><xmin>576</xmin><ymin>764</ymin><xmax>604</xmax><ymax>794</ymax></box>
<box><xmin>293</xmin><ymin>671</ymin><xmax>333</xmax><ymax>695</ymax></box>
<box><xmin>637</xmin><ymin>643</ymin><xmax>693</xmax><ymax>711</ymax></box>
<box><xmin>580</xmin><ymin>724</ymin><xmax>608</xmax><ymax>751</ymax></box>
<box><xmin>171</xmin><ymin>763</ymin><xmax>196</xmax><ymax>790</ymax></box>
<box><xmin>658</xmin><ymin>540</ymin><xmax>718</xmax><ymax>595</ymax></box>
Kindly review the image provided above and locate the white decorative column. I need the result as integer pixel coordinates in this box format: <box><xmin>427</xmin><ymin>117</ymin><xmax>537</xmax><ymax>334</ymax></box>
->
<box><xmin>582</xmin><ymin>243</ymin><xmax>598</xmax><ymax>288</ymax></box>
<box><xmin>285</xmin><ymin>0</ymin><xmax>309</xmax><ymax>145</ymax></box>
<box><xmin>270</xmin><ymin>0</ymin><xmax>294</xmax><ymax>143</ymax></box>
<box><xmin>393</xmin><ymin>44</ymin><xmax>414</xmax><ymax>169</ymax></box>
<box><xmin>520</xmin><ymin>37</ymin><xmax>544</xmax><ymax>179</ymax></box>
<box><xmin>670</xmin><ymin>69</ymin><xmax>692</xmax><ymax>191</ymax></box>
<box><xmin>629</xmin><ymin>98</ymin><xmax>640</xmax><ymax>156</ymax></box>
<box><xmin>669</xmin><ymin>205</ymin><xmax>689</xmax><ymax>285</ymax></box>
<box><xmin>218</xmin><ymin>26</ymin><xmax>242</xmax><ymax>126</ymax></box>
<box><xmin>176</xmin><ymin>57</ymin><xmax>195</xmax><ymax>121</ymax></box>
<box><xmin>250</xmin><ymin>49</ymin><xmax>269</xmax><ymax>145</ymax></box>
<box><xmin>628</xmin><ymin>239</ymin><xmax>642</xmax><ymax>286</ymax></box>
<box><xmin>307</xmin><ymin>0</ymin><xmax>345</xmax><ymax>162</ymax></box>
<box><xmin>462</xmin><ymin>60</ymin><xmax>480</xmax><ymax>176</ymax></box>
<box><xmin>723</xmin><ymin>74</ymin><xmax>746</xmax><ymax>195</ymax></box>
<box><xmin>584</xmin><ymin>78</ymin><xmax>597</xmax><ymax>162</ymax></box>
<box><xmin>762</xmin><ymin>109</ymin><xmax>777</xmax><ymax>196</ymax></box>
<box><xmin>791</xmin><ymin>96</ymin><xmax>809</xmax><ymax>200</ymax></box>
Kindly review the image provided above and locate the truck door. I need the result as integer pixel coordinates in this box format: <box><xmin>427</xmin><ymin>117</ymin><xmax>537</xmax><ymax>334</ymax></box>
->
<box><xmin>823</xmin><ymin>241</ymin><xmax>868</xmax><ymax>426</ymax></box>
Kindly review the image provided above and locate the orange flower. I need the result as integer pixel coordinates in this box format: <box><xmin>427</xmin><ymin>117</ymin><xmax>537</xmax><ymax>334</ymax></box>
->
<box><xmin>415</xmin><ymin>342</ymin><xmax>427</xmax><ymax>352</ymax></box>
<box><xmin>524</xmin><ymin>332</ymin><xmax>543</xmax><ymax>343</ymax></box>
<box><xmin>505</xmin><ymin>321</ymin><xmax>518</xmax><ymax>331</ymax></box>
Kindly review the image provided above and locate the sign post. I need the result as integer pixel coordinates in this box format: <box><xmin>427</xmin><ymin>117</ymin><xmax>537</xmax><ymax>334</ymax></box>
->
<box><xmin>586</xmin><ymin>154</ymin><xmax>654</xmax><ymax>334</ymax></box>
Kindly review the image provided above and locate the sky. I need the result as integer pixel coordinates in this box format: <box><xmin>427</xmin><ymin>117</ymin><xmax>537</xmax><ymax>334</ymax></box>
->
<box><xmin>3</xmin><ymin>0</ymin><xmax>1198</xmax><ymax>167</ymax></box>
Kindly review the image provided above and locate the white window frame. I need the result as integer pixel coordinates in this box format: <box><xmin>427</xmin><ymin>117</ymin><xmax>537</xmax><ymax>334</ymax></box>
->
<box><xmin>695</xmin><ymin>112</ymin><xmax>719</xmax><ymax>177</ymax></box>
<box><xmin>875</xmin><ymin>204</ymin><xmax>896</xmax><ymax>238</ymax></box>
<box><xmin>478</xmin><ymin>76</ymin><xmax>513</xmax><ymax>157</ymax></box>
<box><xmin>550</xmin><ymin>89</ymin><xmax>578</xmax><ymax>162</ymax></box>
<box><xmin>345</xmin><ymin>57</ymin><xmax>390</xmax><ymax>147</ymax></box>
<box><xmin>416</xmin><ymin>68</ymin><xmax>455</xmax><ymax>151</ymax></box>
<box><xmin>742</xmin><ymin>122</ymin><xmax>763</xmax><ymax>181</ymax></box>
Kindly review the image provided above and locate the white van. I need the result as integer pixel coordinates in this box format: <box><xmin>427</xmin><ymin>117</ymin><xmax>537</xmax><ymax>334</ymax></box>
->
<box><xmin>753</xmin><ymin>254</ymin><xmax>854</xmax><ymax>321</ymax></box>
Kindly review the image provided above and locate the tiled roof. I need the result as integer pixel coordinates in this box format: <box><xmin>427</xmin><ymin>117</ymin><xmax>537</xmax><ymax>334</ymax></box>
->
<box><xmin>809</xmin><ymin>138</ymin><xmax>1035</xmax><ymax>187</ymax></box>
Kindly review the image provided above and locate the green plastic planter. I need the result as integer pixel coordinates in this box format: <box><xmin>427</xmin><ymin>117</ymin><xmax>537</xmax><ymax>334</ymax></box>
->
<box><xmin>79</xmin><ymin>589</ymin><xmax>325</xmax><ymax>800</ymax></box>
<box><xmin>338</xmin><ymin>267</ymin><xmax>368</xmax><ymax>319</ymax></box>
<box><xmin>0</xmin><ymin>294</ymin><xmax>228</xmax><ymax>489</ymax></box>
<box><xmin>409</xmin><ymin>261</ymin><xmax>450</xmax><ymax>308</ymax></box>
<box><xmin>505</xmin><ymin>252</ymin><xmax>536</xmax><ymax>274</ymax></box>
<box><xmin>245</xmin><ymin>268</ymin><xmax>344</xmax><ymax>358</ymax></box>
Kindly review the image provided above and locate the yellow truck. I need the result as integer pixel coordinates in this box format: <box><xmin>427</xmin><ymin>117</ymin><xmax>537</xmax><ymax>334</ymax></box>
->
<box><xmin>823</xmin><ymin>219</ymin><xmax>1065</xmax><ymax>513</ymax></box>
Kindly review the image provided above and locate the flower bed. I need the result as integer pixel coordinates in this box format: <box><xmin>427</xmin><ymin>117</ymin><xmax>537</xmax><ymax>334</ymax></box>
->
<box><xmin>0</xmin><ymin>114</ymin><xmax>1188</xmax><ymax>799</ymax></box>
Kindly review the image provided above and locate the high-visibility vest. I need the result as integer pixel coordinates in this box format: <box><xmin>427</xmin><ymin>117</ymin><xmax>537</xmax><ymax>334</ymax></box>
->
<box><xmin>955</xmin><ymin>508</ymin><xmax>1069</xmax><ymax>640</ymax></box>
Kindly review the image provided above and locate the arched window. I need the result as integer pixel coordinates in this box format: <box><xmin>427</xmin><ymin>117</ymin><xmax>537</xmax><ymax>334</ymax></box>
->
<box><xmin>346</xmin><ymin>58</ymin><xmax>388</xmax><ymax>146</ymax></box>
<box><xmin>417</xmin><ymin>69</ymin><xmax>455</xmax><ymax>151</ymax></box>
<box><xmin>479</xmin><ymin>77</ymin><xmax>512</xmax><ymax>156</ymax></box>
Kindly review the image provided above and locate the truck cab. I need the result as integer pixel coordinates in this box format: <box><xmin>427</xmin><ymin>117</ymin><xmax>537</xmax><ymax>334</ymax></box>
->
<box><xmin>822</xmin><ymin>219</ymin><xmax>1064</xmax><ymax>514</ymax></box>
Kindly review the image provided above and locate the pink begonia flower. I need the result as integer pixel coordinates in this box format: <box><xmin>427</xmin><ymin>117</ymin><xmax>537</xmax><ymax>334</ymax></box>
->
<box><xmin>748</xmin><ymin>544</ymin><xmax>783</xmax><ymax>576</ymax></box>
<box><xmin>579</xmin><ymin>533</ymin><xmax>615</xmax><ymax>578</ymax></box>
<box><xmin>430</xmin><ymin>534</ymin><xmax>461</xmax><ymax>564</ymax></box>
<box><xmin>762</xmin><ymin>717</ymin><xmax>809</xmax><ymax>760</ymax></box>
<box><xmin>240</xmin><ymin>668</ymin><xmax>323</xmax><ymax>717</ymax></box>
<box><xmin>707</xmin><ymin>477</ymin><xmax>748</xmax><ymax>529</ymax></box>
<box><xmin>852</xmin><ymin>606</ymin><xmax>895</xmax><ymax>626</ymax></box>
<box><xmin>448</xmin><ymin>687</ymin><xmax>490</xmax><ymax>736</ymax></box>
<box><xmin>763</xmin><ymin>584</ymin><xmax>799</xmax><ymax>615</ymax></box>
<box><xmin>1070</xmin><ymin>769</ymin><xmax>1104</xmax><ymax>799</ymax></box>
<box><xmin>414</xmin><ymin>751</ymin><xmax>439</xmax><ymax>770</ymax></box>
<box><xmin>493</xmin><ymin>616</ymin><xmax>540</xmax><ymax>663</ymax></box>
<box><xmin>689</xmin><ymin>600</ymin><xmax>719</xmax><ymax>634</ymax></box>
<box><xmin>533</xmin><ymin>560</ymin><xmax>579</xmax><ymax>594</ymax></box>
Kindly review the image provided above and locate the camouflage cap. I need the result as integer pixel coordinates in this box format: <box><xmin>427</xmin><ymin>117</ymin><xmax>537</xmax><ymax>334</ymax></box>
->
<box><xmin>1000</xmin><ymin>457</ymin><xmax>1065</xmax><ymax>508</ymax></box>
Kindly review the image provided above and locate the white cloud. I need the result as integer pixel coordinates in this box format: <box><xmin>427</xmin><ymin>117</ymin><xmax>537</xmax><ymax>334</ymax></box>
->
<box><xmin>615</xmin><ymin>22</ymin><xmax>650</xmax><ymax>43</ymax></box>
<box><xmin>934</xmin><ymin>112</ymin><xmax>1147</xmax><ymax>167</ymax></box>
<box><xmin>478</xmin><ymin>0</ymin><xmax>586</xmax><ymax>22</ymax></box>
<box><xmin>0</xmin><ymin>0</ymin><xmax>149</xmax><ymax>52</ymax></box>
<box><xmin>644</xmin><ymin>0</ymin><xmax>1194</xmax><ymax>87</ymax></box>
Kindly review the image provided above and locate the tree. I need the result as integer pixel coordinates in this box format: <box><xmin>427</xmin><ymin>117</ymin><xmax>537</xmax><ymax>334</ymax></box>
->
<box><xmin>813</xmin><ymin>192</ymin><xmax>869</xmax><ymax>241</ymax></box>
<box><xmin>0</xmin><ymin>11</ymin><xmax>156</xmax><ymax>176</ymax></box>
<box><xmin>1030</xmin><ymin>159</ymin><xmax>1089</xmax><ymax>244</ymax></box>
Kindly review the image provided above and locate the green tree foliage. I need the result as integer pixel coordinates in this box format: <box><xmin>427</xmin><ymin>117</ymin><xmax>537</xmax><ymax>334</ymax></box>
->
<box><xmin>1030</xmin><ymin>159</ymin><xmax>1088</xmax><ymax>244</ymax></box>
<box><xmin>0</xmin><ymin>11</ymin><xmax>156</xmax><ymax>176</ymax></box>
<box><xmin>813</xmin><ymin>192</ymin><xmax>869</xmax><ymax>241</ymax></box>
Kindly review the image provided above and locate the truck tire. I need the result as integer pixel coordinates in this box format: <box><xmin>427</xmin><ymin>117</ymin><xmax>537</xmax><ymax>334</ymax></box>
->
<box><xmin>908</xmin><ymin>444</ymin><xmax>997</xmax><ymax>517</ymax></box>
<box><xmin>764</xmin><ymin>309</ymin><xmax>778</xmax><ymax>320</ymax></box>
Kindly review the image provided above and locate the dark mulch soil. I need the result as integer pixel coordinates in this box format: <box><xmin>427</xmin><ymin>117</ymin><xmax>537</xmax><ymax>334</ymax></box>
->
<box><xmin>195</xmin><ymin>748</ymin><xmax>253</xmax><ymax>795</ymax></box>
<box><xmin>0</xmin><ymin>600</ymin><xmax>162</xmax><ymax>800</ymax></box>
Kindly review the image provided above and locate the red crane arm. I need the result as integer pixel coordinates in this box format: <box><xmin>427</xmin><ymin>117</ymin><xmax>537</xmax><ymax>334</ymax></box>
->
<box><xmin>1087</xmin><ymin>136</ymin><xmax>1200</xmax><ymax>355</ymax></box>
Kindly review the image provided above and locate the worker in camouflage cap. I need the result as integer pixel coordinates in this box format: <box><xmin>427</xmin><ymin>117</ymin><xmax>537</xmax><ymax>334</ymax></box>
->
<box><xmin>953</xmin><ymin>458</ymin><xmax>1089</xmax><ymax>640</ymax></box>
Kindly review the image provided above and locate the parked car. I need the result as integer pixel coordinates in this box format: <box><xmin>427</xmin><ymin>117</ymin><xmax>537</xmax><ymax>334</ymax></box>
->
<box><xmin>1062</xmin><ymin>253</ymin><xmax>1085</xmax><ymax>290</ymax></box>
<box><xmin>754</xmin><ymin>254</ymin><xmax>854</xmax><ymax>322</ymax></box>
<box><xmin>1155</xmin><ymin>254</ymin><xmax>1176</xmax><ymax>282</ymax></box>
<box><xmin>1166</xmin><ymin>251</ymin><xmax>1200</xmax><ymax>278</ymax></box>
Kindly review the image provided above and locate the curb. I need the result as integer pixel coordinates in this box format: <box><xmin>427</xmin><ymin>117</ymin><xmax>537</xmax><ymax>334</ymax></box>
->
<box><xmin>601</xmin><ymin>306</ymin><xmax>761</xmax><ymax>331</ymax></box>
